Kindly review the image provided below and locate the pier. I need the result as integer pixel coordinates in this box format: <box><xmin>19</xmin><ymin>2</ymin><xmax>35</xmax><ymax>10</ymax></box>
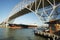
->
<box><xmin>34</xmin><ymin>31</ymin><xmax>60</xmax><ymax>40</ymax></box>
<box><xmin>34</xmin><ymin>19</ymin><xmax>60</xmax><ymax>40</ymax></box>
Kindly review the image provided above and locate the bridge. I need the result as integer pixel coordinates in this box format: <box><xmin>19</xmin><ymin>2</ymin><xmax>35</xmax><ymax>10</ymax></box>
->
<box><xmin>1</xmin><ymin>0</ymin><xmax>60</xmax><ymax>26</ymax></box>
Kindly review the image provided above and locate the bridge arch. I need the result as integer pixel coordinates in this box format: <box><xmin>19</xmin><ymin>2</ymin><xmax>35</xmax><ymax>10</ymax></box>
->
<box><xmin>3</xmin><ymin>0</ymin><xmax>60</xmax><ymax>25</ymax></box>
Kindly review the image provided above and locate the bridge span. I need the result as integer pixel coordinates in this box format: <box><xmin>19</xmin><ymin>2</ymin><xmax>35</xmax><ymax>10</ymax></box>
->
<box><xmin>2</xmin><ymin>0</ymin><xmax>60</xmax><ymax>25</ymax></box>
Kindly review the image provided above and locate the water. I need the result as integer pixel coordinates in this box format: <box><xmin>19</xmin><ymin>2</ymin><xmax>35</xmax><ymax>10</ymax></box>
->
<box><xmin>0</xmin><ymin>28</ymin><xmax>48</xmax><ymax>40</ymax></box>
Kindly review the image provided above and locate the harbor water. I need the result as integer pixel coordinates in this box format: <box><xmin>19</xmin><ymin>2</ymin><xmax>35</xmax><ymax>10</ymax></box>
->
<box><xmin>0</xmin><ymin>28</ymin><xmax>48</xmax><ymax>40</ymax></box>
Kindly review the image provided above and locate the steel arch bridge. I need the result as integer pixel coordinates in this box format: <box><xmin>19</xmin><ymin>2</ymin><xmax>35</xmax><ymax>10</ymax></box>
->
<box><xmin>2</xmin><ymin>0</ymin><xmax>60</xmax><ymax>25</ymax></box>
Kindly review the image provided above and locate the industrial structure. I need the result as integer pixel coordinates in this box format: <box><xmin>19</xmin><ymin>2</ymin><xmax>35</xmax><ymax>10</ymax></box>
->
<box><xmin>45</xmin><ymin>19</ymin><xmax>60</xmax><ymax>36</ymax></box>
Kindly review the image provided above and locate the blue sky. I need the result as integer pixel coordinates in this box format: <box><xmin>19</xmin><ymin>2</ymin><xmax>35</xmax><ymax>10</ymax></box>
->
<box><xmin>0</xmin><ymin>0</ymin><xmax>43</xmax><ymax>26</ymax></box>
<box><xmin>0</xmin><ymin>0</ymin><xmax>21</xmax><ymax>22</ymax></box>
<box><xmin>14</xmin><ymin>12</ymin><xmax>42</xmax><ymax>25</ymax></box>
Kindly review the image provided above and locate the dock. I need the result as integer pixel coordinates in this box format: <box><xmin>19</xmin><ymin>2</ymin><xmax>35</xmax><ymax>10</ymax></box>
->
<box><xmin>34</xmin><ymin>31</ymin><xmax>60</xmax><ymax>40</ymax></box>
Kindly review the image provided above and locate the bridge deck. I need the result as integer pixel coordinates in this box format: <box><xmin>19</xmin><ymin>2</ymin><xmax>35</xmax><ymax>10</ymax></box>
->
<box><xmin>8</xmin><ymin>0</ymin><xmax>60</xmax><ymax>21</ymax></box>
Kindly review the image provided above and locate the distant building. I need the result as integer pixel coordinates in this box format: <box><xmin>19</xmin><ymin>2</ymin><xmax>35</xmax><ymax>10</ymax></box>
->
<box><xmin>45</xmin><ymin>19</ymin><xmax>60</xmax><ymax>36</ymax></box>
<box><xmin>9</xmin><ymin>24</ymin><xmax>37</xmax><ymax>28</ymax></box>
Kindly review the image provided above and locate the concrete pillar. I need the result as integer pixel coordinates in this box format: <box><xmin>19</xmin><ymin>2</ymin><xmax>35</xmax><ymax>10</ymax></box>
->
<box><xmin>50</xmin><ymin>26</ymin><xmax>53</xmax><ymax>34</ymax></box>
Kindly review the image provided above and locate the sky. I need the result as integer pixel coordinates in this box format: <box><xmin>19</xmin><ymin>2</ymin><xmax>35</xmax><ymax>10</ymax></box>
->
<box><xmin>0</xmin><ymin>0</ymin><xmax>43</xmax><ymax>26</ymax></box>
<box><xmin>0</xmin><ymin>0</ymin><xmax>21</xmax><ymax>22</ymax></box>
